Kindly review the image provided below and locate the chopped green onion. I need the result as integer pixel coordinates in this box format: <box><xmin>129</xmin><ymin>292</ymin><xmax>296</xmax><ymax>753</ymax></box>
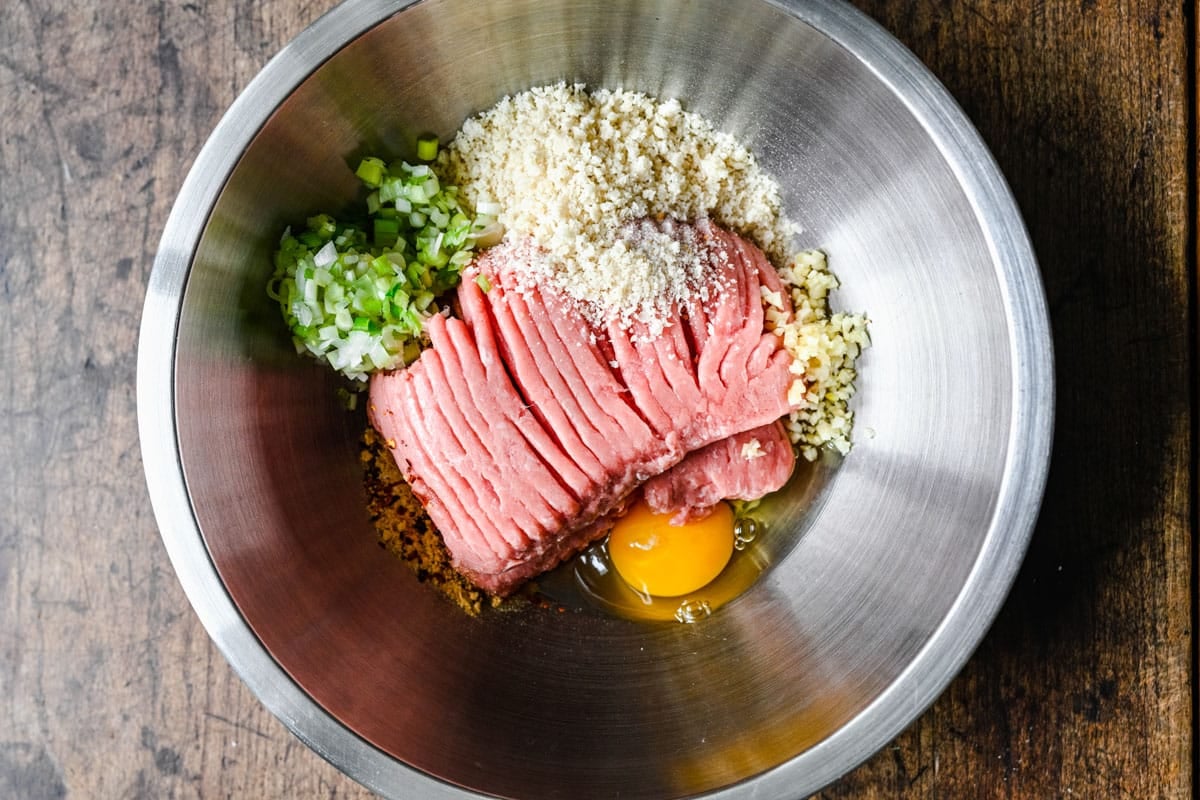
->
<box><xmin>475</xmin><ymin>274</ymin><xmax>492</xmax><ymax>293</ymax></box>
<box><xmin>355</xmin><ymin>157</ymin><xmax>387</xmax><ymax>188</ymax></box>
<box><xmin>269</xmin><ymin>147</ymin><xmax>502</xmax><ymax>382</ymax></box>
<box><xmin>373</xmin><ymin>217</ymin><xmax>400</xmax><ymax>247</ymax></box>
<box><xmin>416</xmin><ymin>134</ymin><xmax>439</xmax><ymax>162</ymax></box>
<box><xmin>336</xmin><ymin>387</ymin><xmax>359</xmax><ymax>410</ymax></box>
<box><xmin>475</xmin><ymin>200</ymin><xmax>501</xmax><ymax>217</ymax></box>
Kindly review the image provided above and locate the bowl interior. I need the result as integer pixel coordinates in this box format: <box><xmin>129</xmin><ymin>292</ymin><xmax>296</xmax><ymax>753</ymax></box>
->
<box><xmin>173</xmin><ymin>0</ymin><xmax>1024</xmax><ymax>797</ymax></box>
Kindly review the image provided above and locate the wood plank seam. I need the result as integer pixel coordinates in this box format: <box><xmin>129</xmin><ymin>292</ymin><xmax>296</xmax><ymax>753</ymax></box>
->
<box><xmin>1191</xmin><ymin>0</ymin><xmax>1199</xmax><ymax>796</ymax></box>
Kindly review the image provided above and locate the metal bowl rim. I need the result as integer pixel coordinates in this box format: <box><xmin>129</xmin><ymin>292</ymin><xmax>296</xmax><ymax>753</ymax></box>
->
<box><xmin>135</xmin><ymin>0</ymin><xmax>1054</xmax><ymax>797</ymax></box>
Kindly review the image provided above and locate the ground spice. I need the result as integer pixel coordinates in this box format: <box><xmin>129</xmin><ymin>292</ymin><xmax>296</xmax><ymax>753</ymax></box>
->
<box><xmin>360</xmin><ymin>426</ymin><xmax>503</xmax><ymax>615</ymax></box>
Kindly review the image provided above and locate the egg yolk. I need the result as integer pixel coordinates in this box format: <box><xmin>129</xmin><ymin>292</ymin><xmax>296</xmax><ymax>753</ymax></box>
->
<box><xmin>607</xmin><ymin>500</ymin><xmax>735</xmax><ymax>597</ymax></box>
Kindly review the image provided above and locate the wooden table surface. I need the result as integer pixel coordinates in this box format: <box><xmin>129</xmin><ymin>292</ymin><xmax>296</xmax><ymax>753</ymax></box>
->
<box><xmin>1</xmin><ymin>1</ymin><xmax>1193</xmax><ymax>797</ymax></box>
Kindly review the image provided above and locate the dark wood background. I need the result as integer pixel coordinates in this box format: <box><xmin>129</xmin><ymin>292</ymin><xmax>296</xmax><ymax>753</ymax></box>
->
<box><xmin>1</xmin><ymin>0</ymin><xmax>1193</xmax><ymax>797</ymax></box>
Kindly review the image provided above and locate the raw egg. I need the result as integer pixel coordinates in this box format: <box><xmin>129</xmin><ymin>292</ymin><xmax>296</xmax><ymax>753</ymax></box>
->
<box><xmin>536</xmin><ymin>499</ymin><xmax>771</xmax><ymax>623</ymax></box>
<box><xmin>533</xmin><ymin>457</ymin><xmax>817</xmax><ymax>622</ymax></box>
<box><xmin>608</xmin><ymin>500</ymin><xmax>735</xmax><ymax>597</ymax></box>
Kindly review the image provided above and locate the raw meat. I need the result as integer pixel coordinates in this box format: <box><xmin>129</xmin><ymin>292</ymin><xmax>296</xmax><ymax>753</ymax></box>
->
<box><xmin>369</xmin><ymin>221</ymin><xmax>798</xmax><ymax>594</ymax></box>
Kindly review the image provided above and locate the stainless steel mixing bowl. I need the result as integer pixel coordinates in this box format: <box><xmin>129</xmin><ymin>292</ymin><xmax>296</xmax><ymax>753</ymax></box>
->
<box><xmin>137</xmin><ymin>0</ymin><xmax>1053</xmax><ymax>797</ymax></box>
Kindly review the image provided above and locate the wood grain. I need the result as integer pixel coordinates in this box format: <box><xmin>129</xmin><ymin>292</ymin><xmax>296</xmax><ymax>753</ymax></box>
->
<box><xmin>1</xmin><ymin>2</ymin><xmax>369</xmax><ymax>797</ymax></box>
<box><xmin>0</xmin><ymin>1</ymin><xmax>1191</xmax><ymax>798</ymax></box>
<box><xmin>827</xmin><ymin>2</ymin><xmax>1194</xmax><ymax>798</ymax></box>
